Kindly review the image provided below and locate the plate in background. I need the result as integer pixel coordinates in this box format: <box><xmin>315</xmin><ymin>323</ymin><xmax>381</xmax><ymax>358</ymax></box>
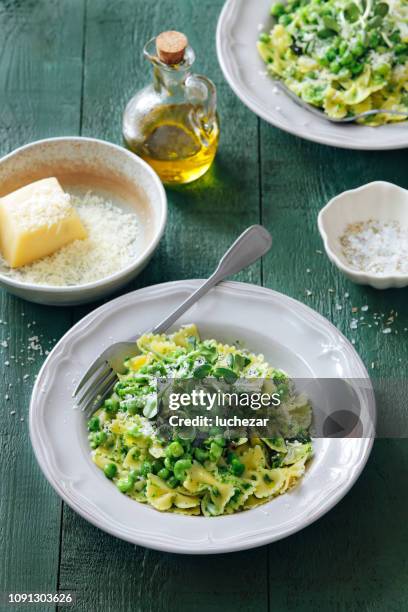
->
<box><xmin>216</xmin><ymin>0</ymin><xmax>408</xmax><ymax>151</ymax></box>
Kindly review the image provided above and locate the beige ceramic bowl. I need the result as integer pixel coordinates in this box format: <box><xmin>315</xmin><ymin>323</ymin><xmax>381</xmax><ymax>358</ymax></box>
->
<box><xmin>0</xmin><ymin>137</ymin><xmax>167</xmax><ymax>306</ymax></box>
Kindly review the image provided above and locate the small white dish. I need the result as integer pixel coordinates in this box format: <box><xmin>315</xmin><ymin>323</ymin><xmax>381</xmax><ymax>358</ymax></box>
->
<box><xmin>216</xmin><ymin>0</ymin><xmax>408</xmax><ymax>151</ymax></box>
<box><xmin>30</xmin><ymin>280</ymin><xmax>374</xmax><ymax>554</ymax></box>
<box><xmin>318</xmin><ymin>181</ymin><xmax>408</xmax><ymax>289</ymax></box>
<box><xmin>0</xmin><ymin>137</ymin><xmax>167</xmax><ymax>306</ymax></box>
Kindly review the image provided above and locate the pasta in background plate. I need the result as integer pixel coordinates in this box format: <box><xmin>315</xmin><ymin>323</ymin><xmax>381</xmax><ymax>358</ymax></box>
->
<box><xmin>258</xmin><ymin>0</ymin><xmax>408</xmax><ymax>125</ymax></box>
<box><xmin>87</xmin><ymin>325</ymin><xmax>313</xmax><ymax>517</ymax></box>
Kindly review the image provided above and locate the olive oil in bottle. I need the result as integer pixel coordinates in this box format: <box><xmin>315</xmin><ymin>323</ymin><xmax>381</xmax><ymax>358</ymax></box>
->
<box><xmin>123</xmin><ymin>31</ymin><xmax>220</xmax><ymax>185</ymax></box>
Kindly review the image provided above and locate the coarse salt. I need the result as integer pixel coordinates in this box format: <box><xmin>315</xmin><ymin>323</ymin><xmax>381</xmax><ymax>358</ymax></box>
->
<box><xmin>341</xmin><ymin>219</ymin><xmax>408</xmax><ymax>274</ymax></box>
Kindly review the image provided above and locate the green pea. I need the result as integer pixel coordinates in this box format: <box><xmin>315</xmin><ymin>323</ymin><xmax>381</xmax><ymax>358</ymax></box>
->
<box><xmin>350</xmin><ymin>63</ymin><xmax>364</xmax><ymax>76</ymax></box>
<box><xmin>351</xmin><ymin>42</ymin><xmax>365</xmax><ymax>57</ymax></box>
<box><xmin>325</xmin><ymin>48</ymin><xmax>337</xmax><ymax>62</ymax></box>
<box><xmin>194</xmin><ymin>448</ymin><xmax>209</xmax><ymax>463</ymax></box>
<box><xmin>374</xmin><ymin>63</ymin><xmax>390</xmax><ymax>77</ymax></box>
<box><xmin>87</xmin><ymin>416</ymin><xmax>100</xmax><ymax>432</ymax></box>
<box><xmin>103</xmin><ymin>463</ymin><xmax>117</xmax><ymax>479</ymax></box>
<box><xmin>395</xmin><ymin>44</ymin><xmax>408</xmax><ymax>55</ymax></box>
<box><xmin>151</xmin><ymin>460</ymin><xmax>163</xmax><ymax>475</ymax></box>
<box><xmin>227</xmin><ymin>451</ymin><xmax>238</xmax><ymax>464</ymax></box>
<box><xmin>125</xmin><ymin>399</ymin><xmax>139</xmax><ymax>415</ymax></box>
<box><xmin>173</xmin><ymin>459</ymin><xmax>193</xmax><ymax>481</ymax></box>
<box><xmin>104</xmin><ymin>397</ymin><xmax>120</xmax><ymax>414</ymax></box>
<box><xmin>157</xmin><ymin>468</ymin><xmax>170</xmax><ymax>480</ymax></box>
<box><xmin>92</xmin><ymin>431</ymin><xmax>107</xmax><ymax>447</ymax></box>
<box><xmin>259</xmin><ymin>32</ymin><xmax>271</xmax><ymax>44</ymax></box>
<box><xmin>271</xmin><ymin>2</ymin><xmax>285</xmax><ymax>18</ymax></box>
<box><xmin>167</xmin><ymin>476</ymin><xmax>180</xmax><ymax>489</ymax></box>
<box><xmin>278</xmin><ymin>14</ymin><xmax>292</xmax><ymax>26</ymax></box>
<box><xmin>167</xmin><ymin>441</ymin><xmax>184</xmax><ymax>458</ymax></box>
<box><xmin>231</xmin><ymin>458</ymin><xmax>245</xmax><ymax>477</ymax></box>
<box><xmin>209</xmin><ymin>442</ymin><xmax>223</xmax><ymax>462</ymax></box>
<box><xmin>339</xmin><ymin>41</ymin><xmax>348</xmax><ymax>55</ymax></box>
<box><xmin>117</xmin><ymin>477</ymin><xmax>134</xmax><ymax>493</ymax></box>
<box><xmin>330</xmin><ymin>61</ymin><xmax>341</xmax><ymax>74</ymax></box>
<box><xmin>340</xmin><ymin>52</ymin><xmax>353</xmax><ymax>67</ymax></box>
<box><xmin>164</xmin><ymin>456</ymin><xmax>175</xmax><ymax>470</ymax></box>
<box><xmin>338</xmin><ymin>68</ymin><xmax>351</xmax><ymax>79</ymax></box>
<box><xmin>141</xmin><ymin>461</ymin><xmax>153</xmax><ymax>477</ymax></box>
<box><xmin>129</xmin><ymin>468</ymin><xmax>141</xmax><ymax>481</ymax></box>
<box><xmin>129</xmin><ymin>426</ymin><xmax>142</xmax><ymax>438</ymax></box>
<box><xmin>368</xmin><ymin>32</ymin><xmax>381</xmax><ymax>48</ymax></box>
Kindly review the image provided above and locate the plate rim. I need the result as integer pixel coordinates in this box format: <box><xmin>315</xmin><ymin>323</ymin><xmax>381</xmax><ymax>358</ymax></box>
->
<box><xmin>29</xmin><ymin>280</ymin><xmax>375</xmax><ymax>554</ymax></box>
<box><xmin>216</xmin><ymin>0</ymin><xmax>408</xmax><ymax>151</ymax></box>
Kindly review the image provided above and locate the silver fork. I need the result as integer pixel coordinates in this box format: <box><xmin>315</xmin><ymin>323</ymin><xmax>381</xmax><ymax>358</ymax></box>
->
<box><xmin>73</xmin><ymin>225</ymin><xmax>272</xmax><ymax>414</ymax></box>
<box><xmin>273</xmin><ymin>80</ymin><xmax>408</xmax><ymax>123</ymax></box>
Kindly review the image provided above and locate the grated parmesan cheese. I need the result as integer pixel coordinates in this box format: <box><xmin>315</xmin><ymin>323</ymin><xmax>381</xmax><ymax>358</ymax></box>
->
<box><xmin>6</xmin><ymin>180</ymin><xmax>73</xmax><ymax>231</ymax></box>
<box><xmin>340</xmin><ymin>219</ymin><xmax>408</xmax><ymax>274</ymax></box>
<box><xmin>0</xmin><ymin>193</ymin><xmax>141</xmax><ymax>286</ymax></box>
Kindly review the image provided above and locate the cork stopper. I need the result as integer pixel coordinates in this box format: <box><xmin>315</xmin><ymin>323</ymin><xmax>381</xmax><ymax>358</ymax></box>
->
<box><xmin>156</xmin><ymin>31</ymin><xmax>188</xmax><ymax>65</ymax></box>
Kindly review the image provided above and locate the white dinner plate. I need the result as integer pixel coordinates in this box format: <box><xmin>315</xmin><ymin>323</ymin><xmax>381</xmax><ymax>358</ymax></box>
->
<box><xmin>30</xmin><ymin>281</ymin><xmax>375</xmax><ymax>554</ymax></box>
<box><xmin>216</xmin><ymin>0</ymin><xmax>408</xmax><ymax>151</ymax></box>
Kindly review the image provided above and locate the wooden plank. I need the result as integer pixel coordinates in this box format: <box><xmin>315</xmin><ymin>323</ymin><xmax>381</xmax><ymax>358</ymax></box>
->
<box><xmin>0</xmin><ymin>0</ymin><xmax>84</xmax><ymax>608</ymax></box>
<box><xmin>260</xmin><ymin>127</ymin><xmax>408</xmax><ymax>609</ymax></box>
<box><xmin>58</xmin><ymin>1</ymin><xmax>268</xmax><ymax>610</ymax></box>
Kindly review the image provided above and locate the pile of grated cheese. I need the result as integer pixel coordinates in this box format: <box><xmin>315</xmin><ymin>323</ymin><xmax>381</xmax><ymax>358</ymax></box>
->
<box><xmin>0</xmin><ymin>193</ymin><xmax>141</xmax><ymax>286</ymax></box>
<box><xmin>341</xmin><ymin>219</ymin><xmax>408</xmax><ymax>275</ymax></box>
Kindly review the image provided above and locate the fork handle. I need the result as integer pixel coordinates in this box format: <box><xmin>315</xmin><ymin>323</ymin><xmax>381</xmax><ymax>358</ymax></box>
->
<box><xmin>150</xmin><ymin>225</ymin><xmax>272</xmax><ymax>336</ymax></box>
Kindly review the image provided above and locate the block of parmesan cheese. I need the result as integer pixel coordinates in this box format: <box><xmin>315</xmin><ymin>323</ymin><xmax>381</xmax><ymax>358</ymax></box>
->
<box><xmin>0</xmin><ymin>177</ymin><xmax>87</xmax><ymax>268</ymax></box>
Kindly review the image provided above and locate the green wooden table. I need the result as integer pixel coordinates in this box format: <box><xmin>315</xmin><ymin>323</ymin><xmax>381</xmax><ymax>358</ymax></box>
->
<box><xmin>1</xmin><ymin>1</ymin><xmax>407</xmax><ymax>610</ymax></box>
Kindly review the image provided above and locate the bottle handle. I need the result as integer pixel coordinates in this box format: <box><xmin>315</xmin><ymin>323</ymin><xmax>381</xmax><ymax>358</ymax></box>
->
<box><xmin>186</xmin><ymin>74</ymin><xmax>217</xmax><ymax>122</ymax></box>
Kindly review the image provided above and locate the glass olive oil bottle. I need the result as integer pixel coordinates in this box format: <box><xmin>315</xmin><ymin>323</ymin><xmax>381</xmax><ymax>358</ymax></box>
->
<box><xmin>123</xmin><ymin>31</ymin><xmax>220</xmax><ymax>185</ymax></box>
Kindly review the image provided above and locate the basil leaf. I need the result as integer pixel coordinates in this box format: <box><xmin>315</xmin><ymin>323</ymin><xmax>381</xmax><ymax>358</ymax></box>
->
<box><xmin>234</xmin><ymin>353</ymin><xmax>251</xmax><ymax>372</ymax></box>
<box><xmin>374</xmin><ymin>2</ymin><xmax>389</xmax><ymax>16</ymax></box>
<box><xmin>368</xmin><ymin>15</ymin><xmax>383</xmax><ymax>28</ymax></box>
<box><xmin>317</xmin><ymin>28</ymin><xmax>336</xmax><ymax>39</ymax></box>
<box><xmin>193</xmin><ymin>363</ymin><xmax>212</xmax><ymax>379</ymax></box>
<box><xmin>323</xmin><ymin>16</ymin><xmax>339</xmax><ymax>32</ymax></box>
<box><xmin>201</xmin><ymin>346</ymin><xmax>218</xmax><ymax>364</ymax></box>
<box><xmin>344</xmin><ymin>3</ymin><xmax>360</xmax><ymax>22</ymax></box>
<box><xmin>213</xmin><ymin>367</ymin><xmax>238</xmax><ymax>384</ymax></box>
